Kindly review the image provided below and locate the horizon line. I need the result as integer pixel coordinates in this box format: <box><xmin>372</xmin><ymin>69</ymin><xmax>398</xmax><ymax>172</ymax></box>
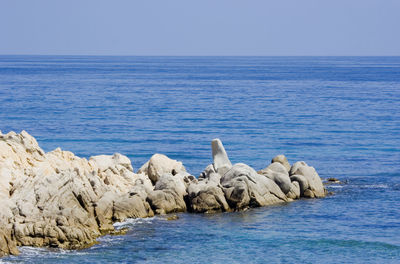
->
<box><xmin>1</xmin><ymin>54</ymin><xmax>400</xmax><ymax>57</ymax></box>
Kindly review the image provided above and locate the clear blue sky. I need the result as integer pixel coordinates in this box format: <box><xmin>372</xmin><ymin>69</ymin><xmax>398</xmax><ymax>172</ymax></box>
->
<box><xmin>1</xmin><ymin>0</ymin><xmax>399</xmax><ymax>56</ymax></box>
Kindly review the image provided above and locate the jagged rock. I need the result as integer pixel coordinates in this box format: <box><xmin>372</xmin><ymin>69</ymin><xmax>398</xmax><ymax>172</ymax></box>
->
<box><xmin>290</xmin><ymin>161</ymin><xmax>326</xmax><ymax>198</ymax></box>
<box><xmin>0</xmin><ymin>131</ymin><xmax>326</xmax><ymax>258</ymax></box>
<box><xmin>112</xmin><ymin>193</ymin><xmax>154</xmax><ymax>221</ymax></box>
<box><xmin>0</xmin><ymin>228</ymin><xmax>18</xmax><ymax>257</ymax></box>
<box><xmin>138</xmin><ymin>154</ymin><xmax>186</xmax><ymax>184</ymax></box>
<box><xmin>271</xmin><ymin>154</ymin><xmax>291</xmax><ymax>172</ymax></box>
<box><xmin>199</xmin><ymin>164</ymin><xmax>222</xmax><ymax>183</ymax></box>
<box><xmin>222</xmin><ymin>163</ymin><xmax>288</xmax><ymax>210</ymax></box>
<box><xmin>0</xmin><ymin>131</ymin><xmax>155</xmax><ymax>257</ymax></box>
<box><xmin>211</xmin><ymin>139</ymin><xmax>232</xmax><ymax>176</ymax></box>
<box><xmin>147</xmin><ymin>173</ymin><xmax>187</xmax><ymax>214</ymax></box>
<box><xmin>187</xmin><ymin>177</ymin><xmax>230</xmax><ymax>213</ymax></box>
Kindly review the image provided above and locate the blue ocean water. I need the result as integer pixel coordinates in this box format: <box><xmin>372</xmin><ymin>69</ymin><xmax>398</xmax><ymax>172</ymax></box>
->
<box><xmin>0</xmin><ymin>56</ymin><xmax>399</xmax><ymax>263</ymax></box>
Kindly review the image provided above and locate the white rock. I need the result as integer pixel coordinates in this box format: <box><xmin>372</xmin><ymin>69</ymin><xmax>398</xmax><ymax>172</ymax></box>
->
<box><xmin>140</xmin><ymin>154</ymin><xmax>186</xmax><ymax>184</ymax></box>
<box><xmin>0</xmin><ymin>130</ymin><xmax>155</xmax><ymax>256</ymax></box>
<box><xmin>211</xmin><ymin>139</ymin><xmax>232</xmax><ymax>176</ymax></box>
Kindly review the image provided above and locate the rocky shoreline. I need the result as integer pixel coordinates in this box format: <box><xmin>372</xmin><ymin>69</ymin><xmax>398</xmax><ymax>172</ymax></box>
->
<box><xmin>0</xmin><ymin>131</ymin><xmax>326</xmax><ymax>257</ymax></box>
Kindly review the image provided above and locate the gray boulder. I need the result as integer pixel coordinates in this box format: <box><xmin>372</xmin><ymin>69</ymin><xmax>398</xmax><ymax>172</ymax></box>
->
<box><xmin>258</xmin><ymin>162</ymin><xmax>291</xmax><ymax>194</ymax></box>
<box><xmin>286</xmin><ymin>181</ymin><xmax>300</xmax><ymax>200</ymax></box>
<box><xmin>222</xmin><ymin>163</ymin><xmax>288</xmax><ymax>210</ymax></box>
<box><xmin>290</xmin><ymin>161</ymin><xmax>326</xmax><ymax>198</ymax></box>
<box><xmin>187</xmin><ymin>180</ymin><xmax>230</xmax><ymax>213</ymax></box>
<box><xmin>289</xmin><ymin>174</ymin><xmax>309</xmax><ymax>196</ymax></box>
<box><xmin>112</xmin><ymin>192</ymin><xmax>154</xmax><ymax>221</ymax></box>
<box><xmin>265</xmin><ymin>162</ymin><xmax>289</xmax><ymax>176</ymax></box>
<box><xmin>271</xmin><ymin>154</ymin><xmax>291</xmax><ymax>172</ymax></box>
<box><xmin>147</xmin><ymin>173</ymin><xmax>188</xmax><ymax>214</ymax></box>
<box><xmin>138</xmin><ymin>154</ymin><xmax>186</xmax><ymax>184</ymax></box>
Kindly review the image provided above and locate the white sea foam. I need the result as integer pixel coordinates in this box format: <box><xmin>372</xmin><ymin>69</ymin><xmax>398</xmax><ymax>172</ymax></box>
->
<box><xmin>359</xmin><ymin>184</ymin><xmax>389</xmax><ymax>189</ymax></box>
<box><xmin>0</xmin><ymin>246</ymin><xmax>85</xmax><ymax>263</ymax></box>
<box><xmin>328</xmin><ymin>185</ymin><xmax>344</xmax><ymax>189</ymax></box>
<box><xmin>113</xmin><ymin>217</ymin><xmax>155</xmax><ymax>230</ymax></box>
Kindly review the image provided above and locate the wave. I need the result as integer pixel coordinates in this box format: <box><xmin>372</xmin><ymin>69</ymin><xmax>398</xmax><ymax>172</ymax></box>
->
<box><xmin>113</xmin><ymin>217</ymin><xmax>155</xmax><ymax>230</ymax></box>
<box><xmin>358</xmin><ymin>184</ymin><xmax>389</xmax><ymax>189</ymax></box>
<box><xmin>0</xmin><ymin>246</ymin><xmax>88</xmax><ymax>263</ymax></box>
<box><xmin>327</xmin><ymin>185</ymin><xmax>344</xmax><ymax>188</ymax></box>
<box><xmin>12</xmin><ymin>246</ymin><xmax>78</xmax><ymax>257</ymax></box>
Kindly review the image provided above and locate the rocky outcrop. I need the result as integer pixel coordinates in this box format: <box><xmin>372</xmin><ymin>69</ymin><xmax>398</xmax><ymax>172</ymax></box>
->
<box><xmin>0</xmin><ymin>131</ymin><xmax>326</xmax><ymax>257</ymax></box>
<box><xmin>0</xmin><ymin>131</ymin><xmax>155</xmax><ymax>256</ymax></box>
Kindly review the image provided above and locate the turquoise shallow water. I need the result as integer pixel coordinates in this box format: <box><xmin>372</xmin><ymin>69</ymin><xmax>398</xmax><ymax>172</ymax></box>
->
<box><xmin>0</xmin><ymin>56</ymin><xmax>399</xmax><ymax>263</ymax></box>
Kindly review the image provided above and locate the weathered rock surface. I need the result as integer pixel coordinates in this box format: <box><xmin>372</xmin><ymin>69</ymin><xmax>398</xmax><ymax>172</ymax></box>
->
<box><xmin>0</xmin><ymin>131</ymin><xmax>155</xmax><ymax>256</ymax></box>
<box><xmin>286</xmin><ymin>181</ymin><xmax>301</xmax><ymax>200</ymax></box>
<box><xmin>137</xmin><ymin>153</ymin><xmax>186</xmax><ymax>184</ymax></box>
<box><xmin>258</xmin><ymin>162</ymin><xmax>292</xmax><ymax>194</ymax></box>
<box><xmin>147</xmin><ymin>172</ymin><xmax>190</xmax><ymax>214</ymax></box>
<box><xmin>290</xmin><ymin>161</ymin><xmax>326</xmax><ymax>198</ymax></box>
<box><xmin>187</xmin><ymin>165</ymin><xmax>229</xmax><ymax>213</ymax></box>
<box><xmin>222</xmin><ymin>163</ymin><xmax>288</xmax><ymax>209</ymax></box>
<box><xmin>271</xmin><ymin>154</ymin><xmax>291</xmax><ymax>172</ymax></box>
<box><xmin>0</xmin><ymin>131</ymin><xmax>326</xmax><ymax>257</ymax></box>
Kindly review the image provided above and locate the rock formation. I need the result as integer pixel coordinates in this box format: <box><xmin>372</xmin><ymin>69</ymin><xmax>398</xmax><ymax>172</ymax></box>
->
<box><xmin>0</xmin><ymin>131</ymin><xmax>326</xmax><ymax>257</ymax></box>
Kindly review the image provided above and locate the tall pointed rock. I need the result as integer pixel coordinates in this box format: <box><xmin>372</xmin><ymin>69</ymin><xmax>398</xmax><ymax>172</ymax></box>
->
<box><xmin>211</xmin><ymin>139</ymin><xmax>232</xmax><ymax>176</ymax></box>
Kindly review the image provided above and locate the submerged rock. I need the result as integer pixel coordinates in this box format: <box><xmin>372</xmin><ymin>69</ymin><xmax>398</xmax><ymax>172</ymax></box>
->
<box><xmin>166</xmin><ymin>215</ymin><xmax>179</xmax><ymax>221</ymax></box>
<box><xmin>0</xmin><ymin>131</ymin><xmax>327</xmax><ymax>257</ymax></box>
<box><xmin>325</xmin><ymin>177</ymin><xmax>341</xmax><ymax>184</ymax></box>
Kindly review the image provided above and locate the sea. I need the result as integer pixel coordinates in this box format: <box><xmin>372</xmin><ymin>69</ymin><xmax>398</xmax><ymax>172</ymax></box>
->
<box><xmin>0</xmin><ymin>56</ymin><xmax>399</xmax><ymax>263</ymax></box>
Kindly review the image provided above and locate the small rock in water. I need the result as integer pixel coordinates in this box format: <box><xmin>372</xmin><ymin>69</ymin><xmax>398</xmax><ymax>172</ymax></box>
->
<box><xmin>326</xmin><ymin>177</ymin><xmax>341</xmax><ymax>184</ymax></box>
<box><xmin>167</xmin><ymin>215</ymin><xmax>179</xmax><ymax>221</ymax></box>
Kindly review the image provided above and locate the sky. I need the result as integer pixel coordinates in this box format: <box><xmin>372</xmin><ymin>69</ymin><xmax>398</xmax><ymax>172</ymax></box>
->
<box><xmin>0</xmin><ymin>0</ymin><xmax>399</xmax><ymax>56</ymax></box>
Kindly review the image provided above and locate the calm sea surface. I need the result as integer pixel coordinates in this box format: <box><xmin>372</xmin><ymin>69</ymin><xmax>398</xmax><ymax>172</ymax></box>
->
<box><xmin>0</xmin><ymin>56</ymin><xmax>399</xmax><ymax>263</ymax></box>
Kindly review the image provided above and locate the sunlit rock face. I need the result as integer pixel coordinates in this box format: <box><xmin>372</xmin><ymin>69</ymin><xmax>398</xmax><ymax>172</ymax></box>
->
<box><xmin>0</xmin><ymin>131</ymin><xmax>325</xmax><ymax>257</ymax></box>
